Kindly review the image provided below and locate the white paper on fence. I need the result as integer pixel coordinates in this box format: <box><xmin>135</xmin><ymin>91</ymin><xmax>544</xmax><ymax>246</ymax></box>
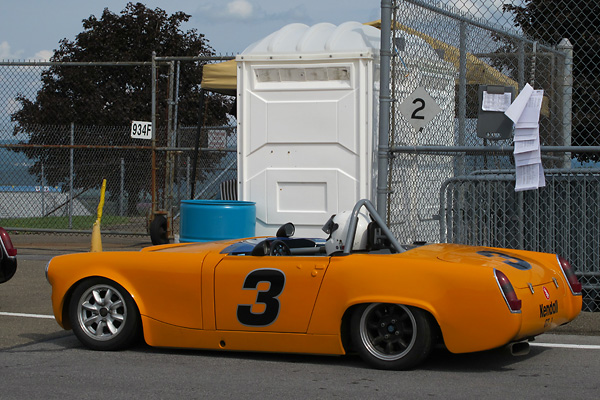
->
<box><xmin>505</xmin><ymin>83</ymin><xmax>534</xmax><ymax>123</ymax></box>
<box><xmin>516</xmin><ymin>89</ymin><xmax>544</xmax><ymax>126</ymax></box>
<box><xmin>539</xmin><ymin>164</ymin><xmax>546</xmax><ymax>187</ymax></box>
<box><xmin>514</xmin><ymin>136</ymin><xmax>540</xmax><ymax>154</ymax></box>
<box><xmin>515</xmin><ymin>121</ymin><xmax>540</xmax><ymax>129</ymax></box>
<box><xmin>514</xmin><ymin>126</ymin><xmax>539</xmax><ymax>141</ymax></box>
<box><xmin>482</xmin><ymin>91</ymin><xmax>512</xmax><ymax>112</ymax></box>
<box><xmin>515</xmin><ymin>163</ymin><xmax>543</xmax><ymax>191</ymax></box>
<box><xmin>514</xmin><ymin>148</ymin><xmax>542</xmax><ymax>166</ymax></box>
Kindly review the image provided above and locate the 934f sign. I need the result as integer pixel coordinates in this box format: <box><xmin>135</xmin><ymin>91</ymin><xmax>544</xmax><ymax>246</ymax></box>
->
<box><xmin>131</xmin><ymin>121</ymin><xmax>152</xmax><ymax>140</ymax></box>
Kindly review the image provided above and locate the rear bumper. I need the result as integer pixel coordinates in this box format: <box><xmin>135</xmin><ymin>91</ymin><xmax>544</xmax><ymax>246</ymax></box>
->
<box><xmin>514</xmin><ymin>284</ymin><xmax>582</xmax><ymax>340</ymax></box>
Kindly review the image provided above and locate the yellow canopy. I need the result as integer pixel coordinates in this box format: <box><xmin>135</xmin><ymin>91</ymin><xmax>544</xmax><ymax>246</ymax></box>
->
<box><xmin>202</xmin><ymin>60</ymin><xmax>237</xmax><ymax>96</ymax></box>
<box><xmin>364</xmin><ymin>20</ymin><xmax>517</xmax><ymax>90</ymax></box>
<box><xmin>201</xmin><ymin>21</ymin><xmax>517</xmax><ymax>92</ymax></box>
<box><xmin>201</xmin><ymin>21</ymin><xmax>548</xmax><ymax>114</ymax></box>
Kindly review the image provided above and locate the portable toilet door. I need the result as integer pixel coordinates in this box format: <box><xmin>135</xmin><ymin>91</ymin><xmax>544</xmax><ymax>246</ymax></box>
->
<box><xmin>236</xmin><ymin>22</ymin><xmax>381</xmax><ymax>237</ymax></box>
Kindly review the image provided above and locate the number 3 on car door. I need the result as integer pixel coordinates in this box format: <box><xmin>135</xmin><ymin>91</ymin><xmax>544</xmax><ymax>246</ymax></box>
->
<box><xmin>214</xmin><ymin>257</ymin><xmax>329</xmax><ymax>332</ymax></box>
<box><xmin>237</xmin><ymin>269</ymin><xmax>285</xmax><ymax>327</ymax></box>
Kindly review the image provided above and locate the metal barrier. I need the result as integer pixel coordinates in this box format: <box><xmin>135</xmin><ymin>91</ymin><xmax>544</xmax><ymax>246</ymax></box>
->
<box><xmin>439</xmin><ymin>169</ymin><xmax>600</xmax><ymax>311</ymax></box>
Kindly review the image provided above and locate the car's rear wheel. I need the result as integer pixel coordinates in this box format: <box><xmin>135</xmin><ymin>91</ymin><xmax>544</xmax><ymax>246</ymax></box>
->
<box><xmin>351</xmin><ymin>303</ymin><xmax>433</xmax><ymax>370</ymax></box>
<box><xmin>69</xmin><ymin>278</ymin><xmax>141</xmax><ymax>350</ymax></box>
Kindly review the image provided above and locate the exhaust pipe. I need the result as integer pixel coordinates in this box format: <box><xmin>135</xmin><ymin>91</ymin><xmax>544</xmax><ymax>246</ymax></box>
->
<box><xmin>505</xmin><ymin>341</ymin><xmax>530</xmax><ymax>356</ymax></box>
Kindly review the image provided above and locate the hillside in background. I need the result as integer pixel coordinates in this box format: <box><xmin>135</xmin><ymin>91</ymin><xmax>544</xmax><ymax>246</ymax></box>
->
<box><xmin>0</xmin><ymin>142</ymin><xmax>38</xmax><ymax>187</ymax></box>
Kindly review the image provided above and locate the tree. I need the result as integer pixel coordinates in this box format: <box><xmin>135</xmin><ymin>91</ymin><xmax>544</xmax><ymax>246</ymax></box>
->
<box><xmin>11</xmin><ymin>2</ymin><xmax>233</xmax><ymax>214</ymax></box>
<box><xmin>502</xmin><ymin>0</ymin><xmax>600</xmax><ymax>159</ymax></box>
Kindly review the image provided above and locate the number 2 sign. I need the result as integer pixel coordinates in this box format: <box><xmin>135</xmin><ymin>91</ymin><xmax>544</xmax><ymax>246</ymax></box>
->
<box><xmin>399</xmin><ymin>87</ymin><xmax>442</xmax><ymax>131</ymax></box>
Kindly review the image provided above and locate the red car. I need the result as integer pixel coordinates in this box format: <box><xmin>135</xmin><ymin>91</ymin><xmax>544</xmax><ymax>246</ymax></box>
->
<box><xmin>0</xmin><ymin>227</ymin><xmax>17</xmax><ymax>284</ymax></box>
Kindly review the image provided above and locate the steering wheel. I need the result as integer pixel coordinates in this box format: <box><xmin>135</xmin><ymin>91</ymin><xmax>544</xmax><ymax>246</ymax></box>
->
<box><xmin>269</xmin><ymin>240</ymin><xmax>291</xmax><ymax>256</ymax></box>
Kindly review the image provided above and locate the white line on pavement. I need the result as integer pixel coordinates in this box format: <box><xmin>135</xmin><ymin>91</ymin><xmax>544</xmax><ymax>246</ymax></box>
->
<box><xmin>0</xmin><ymin>311</ymin><xmax>55</xmax><ymax>319</ymax></box>
<box><xmin>531</xmin><ymin>343</ymin><xmax>600</xmax><ymax>350</ymax></box>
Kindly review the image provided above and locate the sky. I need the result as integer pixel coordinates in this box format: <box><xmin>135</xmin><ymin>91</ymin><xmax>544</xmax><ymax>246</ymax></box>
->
<box><xmin>0</xmin><ymin>0</ymin><xmax>381</xmax><ymax>60</ymax></box>
<box><xmin>0</xmin><ymin>0</ymin><xmax>518</xmax><ymax>61</ymax></box>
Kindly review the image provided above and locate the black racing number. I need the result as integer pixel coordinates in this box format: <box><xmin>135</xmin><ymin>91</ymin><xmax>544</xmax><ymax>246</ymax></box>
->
<box><xmin>237</xmin><ymin>269</ymin><xmax>286</xmax><ymax>327</ymax></box>
<box><xmin>477</xmin><ymin>250</ymin><xmax>532</xmax><ymax>270</ymax></box>
<box><xmin>411</xmin><ymin>98</ymin><xmax>426</xmax><ymax>120</ymax></box>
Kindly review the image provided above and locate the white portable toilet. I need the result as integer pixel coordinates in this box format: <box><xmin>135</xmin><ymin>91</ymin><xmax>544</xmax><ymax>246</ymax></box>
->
<box><xmin>236</xmin><ymin>22</ymin><xmax>381</xmax><ymax>237</ymax></box>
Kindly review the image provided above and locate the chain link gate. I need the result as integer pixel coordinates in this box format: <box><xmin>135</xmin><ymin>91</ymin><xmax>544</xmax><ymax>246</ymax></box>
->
<box><xmin>385</xmin><ymin>0</ymin><xmax>599</xmax><ymax>311</ymax></box>
<box><xmin>148</xmin><ymin>55</ymin><xmax>236</xmax><ymax>243</ymax></box>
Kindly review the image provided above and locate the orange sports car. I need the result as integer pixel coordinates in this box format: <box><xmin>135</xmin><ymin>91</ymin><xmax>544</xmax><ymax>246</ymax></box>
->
<box><xmin>45</xmin><ymin>200</ymin><xmax>582</xmax><ymax>370</ymax></box>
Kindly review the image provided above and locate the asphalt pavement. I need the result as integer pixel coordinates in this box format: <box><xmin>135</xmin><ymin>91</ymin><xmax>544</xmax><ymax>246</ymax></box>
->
<box><xmin>7</xmin><ymin>231</ymin><xmax>600</xmax><ymax>336</ymax></box>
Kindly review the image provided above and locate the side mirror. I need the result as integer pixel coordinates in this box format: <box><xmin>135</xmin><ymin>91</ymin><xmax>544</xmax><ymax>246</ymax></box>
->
<box><xmin>276</xmin><ymin>222</ymin><xmax>295</xmax><ymax>238</ymax></box>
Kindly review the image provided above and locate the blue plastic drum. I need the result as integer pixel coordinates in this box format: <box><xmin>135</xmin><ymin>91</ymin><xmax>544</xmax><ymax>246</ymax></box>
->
<box><xmin>179</xmin><ymin>200</ymin><xmax>256</xmax><ymax>243</ymax></box>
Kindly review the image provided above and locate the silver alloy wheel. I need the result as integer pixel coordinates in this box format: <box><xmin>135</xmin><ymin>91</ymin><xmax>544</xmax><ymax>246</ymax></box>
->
<box><xmin>76</xmin><ymin>283</ymin><xmax>128</xmax><ymax>341</ymax></box>
<box><xmin>359</xmin><ymin>303</ymin><xmax>417</xmax><ymax>361</ymax></box>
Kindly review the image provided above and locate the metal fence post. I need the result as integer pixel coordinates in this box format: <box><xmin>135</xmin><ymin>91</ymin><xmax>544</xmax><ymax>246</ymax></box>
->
<box><xmin>41</xmin><ymin>162</ymin><xmax>45</xmax><ymax>217</ymax></box>
<box><xmin>377</xmin><ymin>0</ymin><xmax>393</xmax><ymax>219</ymax></box>
<box><xmin>558</xmin><ymin>38</ymin><xmax>573</xmax><ymax>169</ymax></box>
<box><xmin>69</xmin><ymin>122</ymin><xmax>74</xmax><ymax>228</ymax></box>
<box><xmin>186</xmin><ymin>156</ymin><xmax>191</xmax><ymax>199</ymax></box>
<box><xmin>120</xmin><ymin>158</ymin><xmax>125</xmax><ymax>217</ymax></box>
<box><xmin>165</xmin><ymin>60</ymin><xmax>175</xmax><ymax>214</ymax></box>
<box><xmin>458</xmin><ymin>20</ymin><xmax>467</xmax><ymax>174</ymax></box>
<box><xmin>518</xmin><ymin>41</ymin><xmax>525</xmax><ymax>89</ymax></box>
<box><xmin>151</xmin><ymin>51</ymin><xmax>157</xmax><ymax>217</ymax></box>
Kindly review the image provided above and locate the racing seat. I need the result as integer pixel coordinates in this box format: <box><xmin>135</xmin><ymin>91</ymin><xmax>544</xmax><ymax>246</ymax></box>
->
<box><xmin>366</xmin><ymin>221</ymin><xmax>392</xmax><ymax>252</ymax></box>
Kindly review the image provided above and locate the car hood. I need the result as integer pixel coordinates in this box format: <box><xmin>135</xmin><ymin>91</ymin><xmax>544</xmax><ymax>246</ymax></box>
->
<box><xmin>412</xmin><ymin>243</ymin><xmax>559</xmax><ymax>289</ymax></box>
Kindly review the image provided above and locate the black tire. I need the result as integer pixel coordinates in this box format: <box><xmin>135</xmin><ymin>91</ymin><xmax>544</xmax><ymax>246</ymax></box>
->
<box><xmin>0</xmin><ymin>258</ymin><xmax>17</xmax><ymax>284</ymax></box>
<box><xmin>149</xmin><ymin>215</ymin><xmax>169</xmax><ymax>245</ymax></box>
<box><xmin>269</xmin><ymin>240</ymin><xmax>291</xmax><ymax>256</ymax></box>
<box><xmin>351</xmin><ymin>303</ymin><xmax>433</xmax><ymax>370</ymax></box>
<box><xmin>69</xmin><ymin>278</ymin><xmax>141</xmax><ymax>351</ymax></box>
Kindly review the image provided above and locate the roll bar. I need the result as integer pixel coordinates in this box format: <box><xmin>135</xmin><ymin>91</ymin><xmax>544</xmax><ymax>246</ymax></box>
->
<box><xmin>343</xmin><ymin>199</ymin><xmax>405</xmax><ymax>254</ymax></box>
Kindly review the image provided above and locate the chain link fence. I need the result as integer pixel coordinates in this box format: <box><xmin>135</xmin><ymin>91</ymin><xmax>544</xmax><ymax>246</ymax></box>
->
<box><xmin>387</xmin><ymin>0</ymin><xmax>599</xmax><ymax>311</ymax></box>
<box><xmin>0</xmin><ymin>60</ymin><xmax>236</xmax><ymax>236</ymax></box>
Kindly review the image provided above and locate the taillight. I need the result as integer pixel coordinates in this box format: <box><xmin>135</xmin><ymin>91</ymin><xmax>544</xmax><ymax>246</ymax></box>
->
<box><xmin>494</xmin><ymin>269</ymin><xmax>522</xmax><ymax>313</ymax></box>
<box><xmin>557</xmin><ymin>255</ymin><xmax>582</xmax><ymax>295</ymax></box>
<box><xmin>0</xmin><ymin>227</ymin><xmax>17</xmax><ymax>257</ymax></box>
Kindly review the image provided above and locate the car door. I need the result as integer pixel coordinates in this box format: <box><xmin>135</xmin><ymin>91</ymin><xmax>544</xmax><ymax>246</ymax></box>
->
<box><xmin>214</xmin><ymin>254</ymin><xmax>330</xmax><ymax>332</ymax></box>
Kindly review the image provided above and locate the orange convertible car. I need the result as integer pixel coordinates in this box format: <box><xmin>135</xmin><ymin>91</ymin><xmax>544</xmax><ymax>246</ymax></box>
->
<box><xmin>46</xmin><ymin>200</ymin><xmax>582</xmax><ymax>370</ymax></box>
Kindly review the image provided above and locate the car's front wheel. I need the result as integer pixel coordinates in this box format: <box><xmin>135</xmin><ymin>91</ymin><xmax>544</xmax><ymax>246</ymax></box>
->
<box><xmin>351</xmin><ymin>303</ymin><xmax>433</xmax><ymax>370</ymax></box>
<box><xmin>69</xmin><ymin>278</ymin><xmax>141</xmax><ymax>350</ymax></box>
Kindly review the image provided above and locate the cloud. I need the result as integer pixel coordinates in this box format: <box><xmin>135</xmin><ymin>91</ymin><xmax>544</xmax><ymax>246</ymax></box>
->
<box><xmin>0</xmin><ymin>41</ymin><xmax>24</xmax><ymax>60</ymax></box>
<box><xmin>0</xmin><ymin>41</ymin><xmax>52</xmax><ymax>61</ymax></box>
<box><xmin>227</xmin><ymin>0</ymin><xmax>253</xmax><ymax>19</ymax></box>
<box><xmin>197</xmin><ymin>1</ymin><xmax>309</xmax><ymax>23</ymax></box>
<box><xmin>3</xmin><ymin>98</ymin><xmax>21</xmax><ymax>115</ymax></box>
<box><xmin>33</xmin><ymin>50</ymin><xmax>53</xmax><ymax>61</ymax></box>
<box><xmin>197</xmin><ymin>0</ymin><xmax>254</xmax><ymax>21</ymax></box>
